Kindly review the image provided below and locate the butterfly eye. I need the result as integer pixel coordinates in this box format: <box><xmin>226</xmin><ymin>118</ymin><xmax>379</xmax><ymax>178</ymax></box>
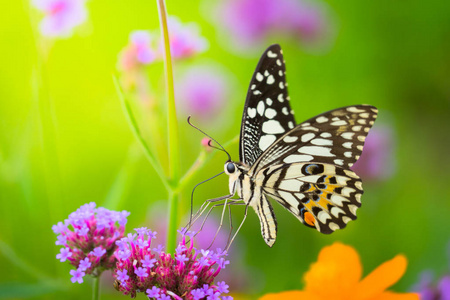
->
<box><xmin>226</xmin><ymin>163</ymin><xmax>236</xmax><ymax>174</ymax></box>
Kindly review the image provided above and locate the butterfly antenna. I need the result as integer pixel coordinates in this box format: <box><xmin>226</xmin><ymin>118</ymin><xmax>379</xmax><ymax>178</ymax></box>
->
<box><xmin>187</xmin><ymin>116</ymin><xmax>231</xmax><ymax>161</ymax></box>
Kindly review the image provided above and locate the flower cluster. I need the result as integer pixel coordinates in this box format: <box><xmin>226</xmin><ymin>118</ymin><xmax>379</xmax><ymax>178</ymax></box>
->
<box><xmin>31</xmin><ymin>0</ymin><xmax>88</xmax><ymax>38</ymax></box>
<box><xmin>53</xmin><ymin>202</ymin><xmax>130</xmax><ymax>283</ymax></box>
<box><xmin>114</xmin><ymin>228</ymin><xmax>232</xmax><ymax>299</ymax></box>
<box><xmin>118</xmin><ymin>16</ymin><xmax>208</xmax><ymax>72</ymax></box>
<box><xmin>212</xmin><ymin>0</ymin><xmax>332</xmax><ymax>50</ymax></box>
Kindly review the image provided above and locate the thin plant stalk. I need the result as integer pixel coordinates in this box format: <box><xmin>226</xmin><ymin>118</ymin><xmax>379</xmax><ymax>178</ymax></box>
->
<box><xmin>157</xmin><ymin>0</ymin><xmax>180</xmax><ymax>254</ymax></box>
<box><xmin>92</xmin><ymin>276</ymin><xmax>99</xmax><ymax>300</ymax></box>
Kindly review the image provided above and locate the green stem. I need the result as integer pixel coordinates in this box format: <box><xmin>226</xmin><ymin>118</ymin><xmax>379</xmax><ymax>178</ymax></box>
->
<box><xmin>113</xmin><ymin>76</ymin><xmax>171</xmax><ymax>191</ymax></box>
<box><xmin>165</xmin><ymin>190</ymin><xmax>179</xmax><ymax>253</ymax></box>
<box><xmin>157</xmin><ymin>0</ymin><xmax>180</xmax><ymax>182</ymax></box>
<box><xmin>92</xmin><ymin>276</ymin><xmax>99</xmax><ymax>300</ymax></box>
<box><xmin>157</xmin><ymin>0</ymin><xmax>181</xmax><ymax>254</ymax></box>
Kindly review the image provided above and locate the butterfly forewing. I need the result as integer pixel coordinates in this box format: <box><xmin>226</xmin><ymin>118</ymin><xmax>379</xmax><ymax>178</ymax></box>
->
<box><xmin>239</xmin><ymin>44</ymin><xmax>295</xmax><ymax>167</ymax></box>
<box><xmin>250</xmin><ymin>105</ymin><xmax>378</xmax><ymax>174</ymax></box>
<box><xmin>259</xmin><ymin>162</ymin><xmax>363</xmax><ymax>234</ymax></box>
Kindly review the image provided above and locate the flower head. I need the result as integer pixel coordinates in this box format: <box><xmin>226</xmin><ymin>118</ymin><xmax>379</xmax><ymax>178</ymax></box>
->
<box><xmin>176</xmin><ymin>64</ymin><xmax>232</xmax><ymax>121</ymax></box>
<box><xmin>53</xmin><ymin>202</ymin><xmax>130</xmax><ymax>282</ymax></box>
<box><xmin>114</xmin><ymin>228</ymin><xmax>232</xmax><ymax>299</ymax></box>
<box><xmin>118</xmin><ymin>30</ymin><xmax>157</xmax><ymax>72</ymax></box>
<box><xmin>260</xmin><ymin>243</ymin><xmax>419</xmax><ymax>300</ymax></box>
<box><xmin>212</xmin><ymin>0</ymin><xmax>332</xmax><ymax>51</ymax></box>
<box><xmin>164</xmin><ymin>16</ymin><xmax>208</xmax><ymax>59</ymax></box>
<box><xmin>31</xmin><ymin>0</ymin><xmax>88</xmax><ymax>38</ymax></box>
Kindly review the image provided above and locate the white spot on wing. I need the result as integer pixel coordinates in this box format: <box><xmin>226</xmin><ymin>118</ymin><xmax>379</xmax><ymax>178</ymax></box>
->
<box><xmin>330</xmin><ymin>207</ymin><xmax>345</xmax><ymax>218</ymax></box>
<box><xmin>321</xmin><ymin>132</ymin><xmax>332</xmax><ymax>138</ymax></box>
<box><xmin>288</xmin><ymin>121</ymin><xmax>294</xmax><ymax>129</ymax></box>
<box><xmin>283</xmin><ymin>154</ymin><xmax>314</xmax><ymax>163</ymax></box>
<box><xmin>344</xmin><ymin>151</ymin><xmax>352</xmax><ymax>158</ymax></box>
<box><xmin>343</xmin><ymin>142</ymin><xmax>352</xmax><ymax>149</ymax></box>
<box><xmin>276</xmin><ymin>59</ymin><xmax>281</xmax><ymax>66</ymax></box>
<box><xmin>311</xmin><ymin>138</ymin><xmax>333</xmax><ymax>146</ymax></box>
<box><xmin>316</xmin><ymin>116</ymin><xmax>329</xmax><ymax>123</ymax></box>
<box><xmin>347</xmin><ymin>107</ymin><xmax>365</xmax><ymax>113</ymax></box>
<box><xmin>266</xmin><ymin>98</ymin><xmax>273</xmax><ymax>106</ymax></box>
<box><xmin>317</xmin><ymin>211</ymin><xmax>331</xmax><ymax>223</ymax></box>
<box><xmin>267</xmin><ymin>50</ymin><xmax>277</xmax><ymax>58</ymax></box>
<box><xmin>267</xmin><ymin>75</ymin><xmax>275</xmax><ymax>84</ymax></box>
<box><xmin>334</xmin><ymin>159</ymin><xmax>344</xmax><ymax>165</ymax></box>
<box><xmin>331</xmin><ymin>120</ymin><xmax>347</xmax><ymax>126</ymax></box>
<box><xmin>278</xmin><ymin>94</ymin><xmax>284</xmax><ymax>102</ymax></box>
<box><xmin>298</xmin><ymin>146</ymin><xmax>334</xmax><ymax>157</ymax></box>
<box><xmin>256</xmin><ymin>72</ymin><xmax>263</xmax><ymax>82</ymax></box>
<box><xmin>279</xmin><ymin>82</ymin><xmax>285</xmax><ymax>89</ymax></box>
<box><xmin>265</xmin><ymin>108</ymin><xmax>277</xmax><ymax>119</ymax></box>
<box><xmin>279</xmin><ymin>179</ymin><xmax>302</xmax><ymax>192</ymax></box>
<box><xmin>341</xmin><ymin>132</ymin><xmax>355</xmax><ymax>140</ymax></box>
<box><xmin>259</xmin><ymin>135</ymin><xmax>276</xmax><ymax>151</ymax></box>
<box><xmin>329</xmin><ymin>222</ymin><xmax>340</xmax><ymax>231</ymax></box>
<box><xmin>301</xmin><ymin>133</ymin><xmax>315</xmax><ymax>142</ymax></box>
<box><xmin>257</xmin><ymin>101</ymin><xmax>265</xmax><ymax>116</ymax></box>
<box><xmin>282</xmin><ymin>107</ymin><xmax>289</xmax><ymax>115</ymax></box>
<box><xmin>283</xmin><ymin>136</ymin><xmax>298</xmax><ymax>143</ymax></box>
<box><xmin>262</xmin><ymin>120</ymin><xmax>285</xmax><ymax>134</ymax></box>
<box><xmin>247</xmin><ymin>107</ymin><xmax>256</xmax><ymax>118</ymax></box>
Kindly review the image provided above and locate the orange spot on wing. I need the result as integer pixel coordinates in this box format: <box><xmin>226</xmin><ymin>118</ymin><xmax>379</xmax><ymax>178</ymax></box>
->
<box><xmin>304</xmin><ymin>212</ymin><xmax>316</xmax><ymax>227</ymax></box>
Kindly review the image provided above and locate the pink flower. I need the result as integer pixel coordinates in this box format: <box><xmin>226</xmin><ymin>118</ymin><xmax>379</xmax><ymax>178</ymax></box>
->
<box><xmin>114</xmin><ymin>228</ymin><xmax>232</xmax><ymax>299</ymax></box>
<box><xmin>53</xmin><ymin>202</ymin><xmax>130</xmax><ymax>282</ymax></box>
<box><xmin>212</xmin><ymin>0</ymin><xmax>331</xmax><ymax>50</ymax></box>
<box><xmin>176</xmin><ymin>65</ymin><xmax>231</xmax><ymax>120</ymax></box>
<box><xmin>31</xmin><ymin>0</ymin><xmax>88</xmax><ymax>38</ymax></box>
<box><xmin>118</xmin><ymin>30</ymin><xmax>157</xmax><ymax>71</ymax></box>
<box><xmin>165</xmin><ymin>16</ymin><xmax>208</xmax><ymax>59</ymax></box>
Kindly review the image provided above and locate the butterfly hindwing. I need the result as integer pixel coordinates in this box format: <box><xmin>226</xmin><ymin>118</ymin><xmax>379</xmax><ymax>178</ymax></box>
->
<box><xmin>250</xmin><ymin>105</ymin><xmax>378</xmax><ymax>173</ymax></box>
<box><xmin>239</xmin><ymin>44</ymin><xmax>295</xmax><ymax>167</ymax></box>
<box><xmin>259</xmin><ymin>162</ymin><xmax>363</xmax><ymax>234</ymax></box>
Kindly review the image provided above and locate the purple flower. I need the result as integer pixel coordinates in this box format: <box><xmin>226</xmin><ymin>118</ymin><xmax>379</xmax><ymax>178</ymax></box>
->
<box><xmin>31</xmin><ymin>0</ymin><xmax>88</xmax><ymax>38</ymax></box>
<box><xmin>117</xmin><ymin>269</ymin><xmax>129</xmax><ymax>282</ymax></box>
<box><xmin>142</xmin><ymin>255</ymin><xmax>157</xmax><ymax>268</ymax></box>
<box><xmin>70</xmin><ymin>269</ymin><xmax>85</xmax><ymax>284</ymax></box>
<box><xmin>146</xmin><ymin>286</ymin><xmax>161</xmax><ymax>298</ymax></box>
<box><xmin>176</xmin><ymin>64</ymin><xmax>232</xmax><ymax>121</ymax></box>
<box><xmin>114</xmin><ymin>228</ymin><xmax>232</xmax><ymax>299</ymax></box>
<box><xmin>351</xmin><ymin>125</ymin><xmax>396</xmax><ymax>181</ymax></box>
<box><xmin>216</xmin><ymin>281</ymin><xmax>229</xmax><ymax>294</ymax></box>
<box><xmin>118</xmin><ymin>30</ymin><xmax>157</xmax><ymax>72</ymax></box>
<box><xmin>212</xmin><ymin>0</ymin><xmax>332</xmax><ymax>51</ymax></box>
<box><xmin>53</xmin><ymin>202</ymin><xmax>129</xmax><ymax>283</ymax></box>
<box><xmin>164</xmin><ymin>16</ymin><xmax>208</xmax><ymax>59</ymax></box>
<box><xmin>134</xmin><ymin>267</ymin><xmax>148</xmax><ymax>278</ymax></box>
<box><xmin>78</xmin><ymin>257</ymin><xmax>91</xmax><ymax>271</ymax></box>
<box><xmin>412</xmin><ymin>271</ymin><xmax>450</xmax><ymax>300</ymax></box>
<box><xmin>56</xmin><ymin>247</ymin><xmax>72</xmax><ymax>262</ymax></box>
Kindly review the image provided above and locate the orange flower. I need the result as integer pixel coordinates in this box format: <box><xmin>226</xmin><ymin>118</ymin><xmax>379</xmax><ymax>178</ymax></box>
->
<box><xmin>260</xmin><ymin>243</ymin><xmax>419</xmax><ymax>300</ymax></box>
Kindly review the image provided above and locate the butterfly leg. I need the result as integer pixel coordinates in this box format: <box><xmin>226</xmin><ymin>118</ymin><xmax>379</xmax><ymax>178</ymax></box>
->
<box><xmin>206</xmin><ymin>198</ymin><xmax>245</xmax><ymax>249</ymax></box>
<box><xmin>224</xmin><ymin>203</ymin><xmax>250</xmax><ymax>252</ymax></box>
<box><xmin>193</xmin><ymin>198</ymin><xmax>243</xmax><ymax>240</ymax></box>
<box><xmin>188</xmin><ymin>193</ymin><xmax>236</xmax><ymax>230</ymax></box>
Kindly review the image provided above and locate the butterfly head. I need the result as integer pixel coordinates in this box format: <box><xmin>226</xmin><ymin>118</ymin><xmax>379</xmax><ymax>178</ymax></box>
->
<box><xmin>224</xmin><ymin>161</ymin><xmax>237</xmax><ymax>174</ymax></box>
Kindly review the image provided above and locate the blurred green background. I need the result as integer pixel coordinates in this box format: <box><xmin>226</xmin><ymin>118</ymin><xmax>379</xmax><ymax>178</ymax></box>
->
<box><xmin>1</xmin><ymin>0</ymin><xmax>449</xmax><ymax>299</ymax></box>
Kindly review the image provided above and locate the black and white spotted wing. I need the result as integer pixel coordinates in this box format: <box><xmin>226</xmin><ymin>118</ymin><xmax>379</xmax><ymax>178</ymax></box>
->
<box><xmin>249</xmin><ymin>105</ymin><xmax>378</xmax><ymax>174</ymax></box>
<box><xmin>239</xmin><ymin>44</ymin><xmax>295</xmax><ymax>167</ymax></box>
<box><xmin>220</xmin><ymin>44</ymin><xmax>378</xmax><ymax>247</ymax></box>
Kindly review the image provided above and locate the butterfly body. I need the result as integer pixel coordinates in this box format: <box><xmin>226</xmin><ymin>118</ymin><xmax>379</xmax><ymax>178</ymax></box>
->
<box><xmin>223</xmin><ymin>44</ymin><xmax>377</xmax><ymax>247</ymax></box>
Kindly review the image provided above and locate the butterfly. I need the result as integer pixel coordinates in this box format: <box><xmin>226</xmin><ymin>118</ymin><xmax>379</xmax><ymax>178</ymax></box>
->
<box><xmin>221</xmin><ymin>44</ymin><xmax>378</xmax><ymax>247</ymax></box>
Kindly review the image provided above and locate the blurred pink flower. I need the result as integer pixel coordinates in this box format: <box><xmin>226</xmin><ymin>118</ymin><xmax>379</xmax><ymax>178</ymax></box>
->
<box><xmin>118</xmin><ymin>30</ymin><xmax>157</xmax><ymax>72</ymax></box>
<box><xmin>412</xmin><ymin>271</ymin><xmax>450</xmax><ymax>300</ymax></box>
<box><xmin>32</xmin><ymin>0</ymin><xmax>88</xmax><ymax>38</ymax></box>
<box><xmin>351</xmin><ymin>125</ymin><xmax>396</xmax><ymax>181</ymax></box>
<box><xmin>165</xmin><ymin>16</ymin><xmax>208</xmax><ymax>59</ymax></box>
<box><xmin>176</xmin><ymin>65</ymin><xmax>230</xmax><ymax>120</ymax></box>
<box><xmin>213</xmin><ymin>0</ymin><xmax>331</xmax><ymax>49</ymax></box>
